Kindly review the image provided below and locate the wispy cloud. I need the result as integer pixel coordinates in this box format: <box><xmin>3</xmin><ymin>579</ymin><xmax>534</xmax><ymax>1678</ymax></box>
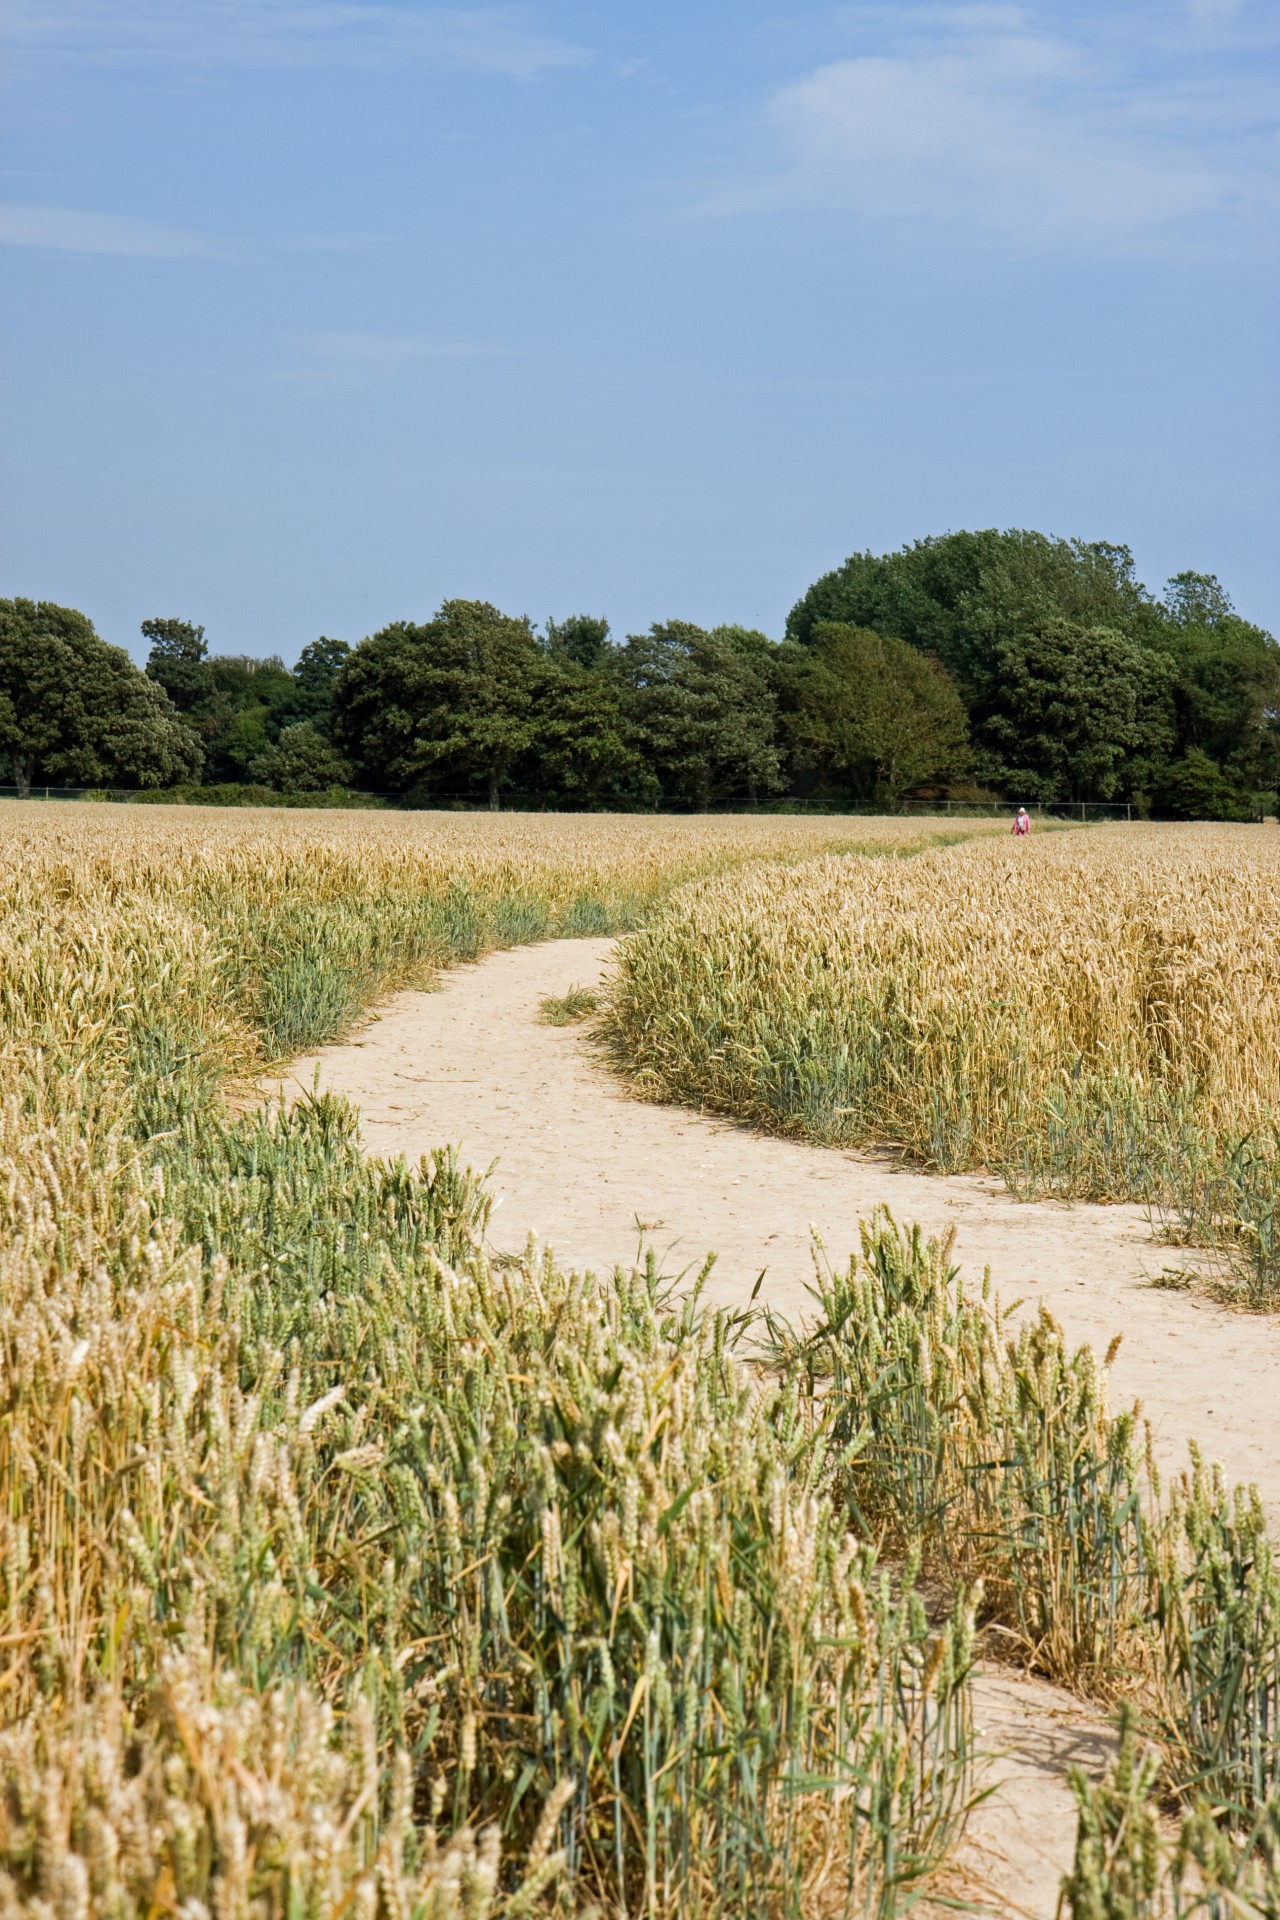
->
<box><xmin>3</xmin><ymin>0</ymin><xmax>588</xmax><ymax>79</ymax></box>
<box><xmin>0</xmin><ymin>202</ymin><xmax>220</xmax><ymax>257</ymax></box>
<box><xmin>703</xmin><ymin>8</ymin><xmax>1277</xmax><ymax>256</ymax></box>
<box><xmin>284</xmin><ymin>331</ymin><xmax>499</xmax><ymax>391</ymax></box>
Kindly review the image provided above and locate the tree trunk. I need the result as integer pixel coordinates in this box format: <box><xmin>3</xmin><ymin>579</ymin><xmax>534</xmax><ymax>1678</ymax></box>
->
<box><xmin>11</xmin><ymin>752</ymin><xmax>33</xmax><ymax>800</ymax></box>
<box><xmin>488</xmin><ymin>769</ymin><xmax>501</xmax><ymax>812</ymax></box>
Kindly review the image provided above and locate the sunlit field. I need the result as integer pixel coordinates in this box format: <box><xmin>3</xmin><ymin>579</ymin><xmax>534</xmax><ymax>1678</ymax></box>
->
<box><xmin>0</xmin><ymin>803</ymin><xmax>996</xmax><ymax>1920</ymax></box>
<box><xmin>2</xmin><ymin>803</ymin><xmax>1279</xmax><ymax>1917</ymax></box>
<box><xmin>606</xmin><ymin>824</ymin><xmax>1280</xmax><ymax>1305</ymax></box>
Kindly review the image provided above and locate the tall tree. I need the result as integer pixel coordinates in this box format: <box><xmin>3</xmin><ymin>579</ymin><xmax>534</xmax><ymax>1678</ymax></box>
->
<box><xmin>531</xmin><ymin>659</ymin><xmax>654</xmax><ymax>808</ymax></box>
<box><xmin>979</xmin><ymin>619</ymin><xmax>1175</xmax><ymax>801</ymax></box>
<box><xmin>334</xmin><ymin>600</ymin><xmax>545</xmax><ymax>809</ymax></box>
<box><xmin>280</xmin><ymin>637</ymin><xmax>351</xmax><ymax>736</ymax></box>
<box><xmin>1155</xmin><ymin>747</ymin><xmax>1255</xmax><ymax>822</ymax></box>
<box><xmin>250</xmin><ymin>722</ymin><xmax>354</xmax><ymax>794</ymax></box>
<box><xmin>786</xmin><ymin>530</ymin><xmax>1154</xmax><ymax>697</ymax></box>
<box><xmin>1162</xmin><ymin>570</ymin><xmax>1235</xmax><ymax>630</ymax></box>
<box><xmin>146</xmin><ymin>624</ymin><xmax>312</xmax><ymax>782</ymax></box>
<box><xmin>783</xmin><ymin>530</ymin><xmax>1244</xmax><ymax>798</ymax></box>
<box><xmin>545</xmin><ymin>615</ymin><xmax>612</xmax><ymax>671</ymax></box>
<box><xmin>786</xmin><ymin>623</ymin><xmax>970</xmax><ymax>804</ymax></box>
<box><xmin>1</xmin><ymin>599</ymin><xmax>202</xmax><ymax>796</ymax></box>
<box><xmin>615</xmin><ymin>622</ymin><xmax>783</xmax><ymax>809</ymax></box>
<box><xmin>1144</xmin><ymin>574</ymin><xmax>1280</xmax><ymax>805</ymax></box>
<box><xmin>142</xmin><ymin>617</ymin><xmax>212</xmax><ymax>712</ymax></box>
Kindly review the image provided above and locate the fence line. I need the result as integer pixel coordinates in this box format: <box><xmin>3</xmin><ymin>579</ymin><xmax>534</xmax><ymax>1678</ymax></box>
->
<box><xmin>0</xmin><ymin>787</ymin><xmax>1138</xmax><ymax>815</ymax></box>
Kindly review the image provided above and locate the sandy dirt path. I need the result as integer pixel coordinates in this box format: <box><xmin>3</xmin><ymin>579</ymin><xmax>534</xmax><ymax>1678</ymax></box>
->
<box><xmin>285</xmin><ymin>935</ymin><xmax>1280</xmax><ymax>1916</ymax></box>
<box><xmin>288</xmin><ymin>936</ymin><xmax>1280</xmax><ymax>1528</ymax></box>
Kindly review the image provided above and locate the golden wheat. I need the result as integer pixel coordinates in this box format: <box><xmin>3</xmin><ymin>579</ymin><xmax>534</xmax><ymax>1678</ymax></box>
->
<box><xmin>606</xmin><ymin>823</ymin><xmax>1280</xmax><ymax>1196</ymax></box>
<box><xmin>0</xmin><ymin>803</ymin><xmax>996</xmax><ymax>1918</ymax></box>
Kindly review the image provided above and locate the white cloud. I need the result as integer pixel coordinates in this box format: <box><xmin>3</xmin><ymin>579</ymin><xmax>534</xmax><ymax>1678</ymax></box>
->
<box><xmin>708</xmin><ymin>11</ymin><xmax>1276</xmax><ymax>254</ymax></box>
<box><xmin>3</xmin><ymin>0</ymin><xmax>588</xmax><ymax>79</ymax></box>
<box><xmin>285</xmin><ymin>330</ymin><xmax>498</xmax><ymax>391</ymax></box>
<box><xmin>0</xmin><ymin>202</ymin><xmax>216</xmax><ymax>256</ymax></box>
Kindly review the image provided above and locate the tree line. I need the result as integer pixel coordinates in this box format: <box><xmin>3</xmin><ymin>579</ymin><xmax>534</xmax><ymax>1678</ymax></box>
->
<box><xmin>2</xmin><ymin>529</ymin><xmax>1276</xmax><ymax>816</ymax></box>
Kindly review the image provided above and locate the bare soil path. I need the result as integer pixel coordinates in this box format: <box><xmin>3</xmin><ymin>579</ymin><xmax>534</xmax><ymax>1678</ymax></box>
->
<box><xmin>285</xmin><ymin>935</ymin><xmax>1280</xmax><ymax>1916</ymax></box>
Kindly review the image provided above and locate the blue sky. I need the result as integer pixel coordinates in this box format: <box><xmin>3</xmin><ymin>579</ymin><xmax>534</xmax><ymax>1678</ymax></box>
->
<box><xmin>2</xmin><ymin>1</ymin><xmax>1276</xmax><ymax>662</ymax></box>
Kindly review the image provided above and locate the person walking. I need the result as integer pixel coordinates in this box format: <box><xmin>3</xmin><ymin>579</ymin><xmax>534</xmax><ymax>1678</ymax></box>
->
<box><xmin>1012</xmin><ymin>806</ymin><xmax>1031</xmax><ymax>837</ymax></box>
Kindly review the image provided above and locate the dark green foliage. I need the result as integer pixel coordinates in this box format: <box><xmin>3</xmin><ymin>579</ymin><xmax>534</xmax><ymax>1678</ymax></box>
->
<box><xmin>251</xmin><ymin>720</ymin><xmax>354</xmax><ymax>794</ymax></box>
<box><xmin>529</xmin><ymin>658</ymin><xmax>654</xmax><ymax>809</ymax></box>
<box><xmin>545</xmin><ymin>612</ymin><xmax>611</xmax><ymax>669</ymax></box>
<box><xmin>1146</xmin><ymin>577</ymin><xmax>1280</xmax><ymax>807</ymax></box>
<box><xmin>615</xmin><ymin>620</ymin><xmax>784</xmax><ymax>809</ymax></box>
<box><xmin>1156</xmin><ymin>748</ymin><xmax>1255</xmax><ymax>822</ymax></box>
<box><xmin>1</xmin><ymin>598</ymin><xmax>202</xmax><ymax>795</ymax></box>
<box><xmin>201</xmin><ymin>653</ymin><xmax>300</xmax><ymax>781</ymax></box>
<box><xmin>786</xmin><ymin>534</ymin><xmax>1278</xmax><ymax>808</ymax></box>
<box><xmin>114</xmin><ymin>782</ymin><xmax>376</xmax><ymax>809</ymax></box>
<box><xmin>280</xmin><ymin>635</ymin><xmax>351</xmax><ymax>735</ymax></box>
<box><xmin>333</xmin><ymin>599</ymin><xmax>547</xmax><ymax>809</ymax></box>
<box><xmin>979</xmin><ymin>619</ymin><xmax>1176</xmax><ymax>801</ymax></box>
<box><xmin>144</xmin><ymin>618</ymin><xmax>328</xmax><ymax>785</ymax></box>
<box><xmin>141</xmin><ymin>615</ymin><xmax>211</xmax><ymax>711</ymax></box>
<box><xmin>786</xmin><ymin>622</ymin><xmax>970</xmax><ymax>804</ymax></box>
<box><xmin>15</xmin><ymin>538</ymin><xmax>1279</xmax><ymax>813</ymax></box>
<box><xmin>785</xmin><ymin>530</ymin><xmax>1151</xmax><ymax>693</ymax></box>
<box><xmin>333</xmin><ymin>607</ymin><xmax>786</xmax><ymax>811</ymax></box>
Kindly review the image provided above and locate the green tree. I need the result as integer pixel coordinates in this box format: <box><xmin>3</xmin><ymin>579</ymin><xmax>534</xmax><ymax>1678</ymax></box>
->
<box><xmin>980</xmin><ymin>619</ymin><xmax>1175</xmax><ymax>801</ymax></box>
<box><xmin>279</xmin><ymin>637</ymin><xmax>351</xmax><ymax>736</ymax></box>
<box><xmin>785</xmin><ymin>529</ymin><xmax>1153</xmax><ymax>698</ymax></box>
<box><xmin>142</xmin><ymin>616</ymin><xmax>212</xmax><ymax>713</ymax></box>
<box><xmin>532</xmin><ymin>660</ymin><xmax>655</xmax><ymax>808</ymax></box>
<box><xmin>615</xmin><ymin>622</ymin><xmax>783</xmax><ymax>809</ymax></box>
<box><xmin>216</xmin><ymin>704</ymin><xmax>274</xmax><ymax>782</ymax></box>
<box><xmin>786</xmin><ymin>624</ymin><xmax>970</xmax><ymax>804</ymax></box>
<box><xmin>192</xmin><ymin>658</ymin><xmax>295</xmax><ymax>780</ymax></box>
<box><xmin>1163</xmin><ymin>570</ymin><xmax>1235</xmax><ymax>629</ymax></box>
<box><xmin>783</xmin><ymin>530</ymin><xmax>1257</xmax><ymax>797</ymax></box>
<box><xmin>1142</xmin><ymin>574</ymin><xmax>1280</xmax><ymax>798</ymax></box>
<box><xmin>251</xmin><ymin>721</ymin><xmax>354</xmax><ymax>794</ymax></box>
<box><xmin>545</xmin><ymin>615</ymin><xmax>612</xmax><ymax>671</ymax></box>
<box><xmin>1154</xmin><ymin>747</ymin><xmax>1255</xmax><ymax>822</ymax></box>
<box><xmin>1</xmin><ymin>599</ymin><xmax>202</xmax><ymax>796</ymax></box>
<box><xmin>334</xmin><ymin>600</ymin><xmax>545</xmax><ymax>809</ymax></box>
<box><xmin>144</xmin><ymin>620</ymin><xmax>312</xmax><ymax>783</ymax></box>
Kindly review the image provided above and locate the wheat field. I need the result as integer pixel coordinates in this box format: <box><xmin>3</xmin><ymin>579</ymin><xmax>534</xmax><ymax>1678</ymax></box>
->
<box><xmin>605</xmin><ymin>824</ymin><xmax>1280</xmax><ymax>1301</ymax></box>
<box><xmin>5</xmin><ymin>801</ymin><xmax>1280</xmax><ymax>1918</ymax></box>
<box><xmin>0</xmin><ymin>803</ymin><xmax>997</xmax><ymax>1920</ymax></box>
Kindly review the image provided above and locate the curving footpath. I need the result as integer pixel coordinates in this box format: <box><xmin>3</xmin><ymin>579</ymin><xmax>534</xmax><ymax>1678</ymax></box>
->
<box><xmin>286</xmin><ymin>935</ymin><xmax>1280</xmax><ymax>1917</ymax></box>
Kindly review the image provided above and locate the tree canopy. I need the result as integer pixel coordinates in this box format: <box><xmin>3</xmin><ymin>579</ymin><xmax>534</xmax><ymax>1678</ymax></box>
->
<box><xmin>144</xmin><ymin>619</ymin><xmax>322</xmax><ymax>781</ymax></box>
<box><xmin>7</xmin><ymin>536</ymin><xmax>1276</xmax><ymax>817</ymax></box>
<box><xmin>333</xmin><ymin>601</ymin><xmax>550</xmax><ymax>809</ymax></box>
<box><xmin>785</xmin><ymin>531</ymin><xmax>1278</xmax><ymax>812</ymax></box>
<box><xmin>614</xmin><ymin>622</ymin><xmax>783</xmax><ymax>810</ymax></box>
<box><xmin>250</xmin><ymin>722</ymin><xmax>354</xmax><ymax>795</ymax></box>
<box><xmin>785</xmin><ymin>530</ymin><xmax>1152</xmax><ymax>690</ymax></box>
<box><xmin>1</xmin><ymin>599</ymin><xmax>201</xmax><ymax>797</ymax></box>
<box><xmin>786</xmin><ymin>623</ymin><xmax>970</xmax><ymax>804</ymax></box>
<box><xmin>979</xmin><ymin>620</ymin><xmax>1175</xmax><ymax>802</ymax></box>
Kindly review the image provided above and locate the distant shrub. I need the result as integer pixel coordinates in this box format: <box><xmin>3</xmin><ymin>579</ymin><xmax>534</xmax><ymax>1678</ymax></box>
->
<box><xmin>92</xmin><ymin>782</ymin><xmax>384</xmax><ymax>809</ymax></box>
